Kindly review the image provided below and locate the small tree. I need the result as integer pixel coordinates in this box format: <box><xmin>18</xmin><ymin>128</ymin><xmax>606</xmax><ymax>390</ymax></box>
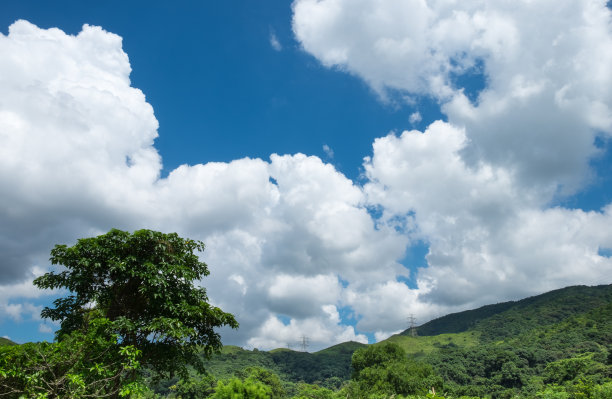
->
<box><xmin>34</xmin><ymin>228</ymin><xmax>238</xmax><ymax>380</ymax></box>
<box><xmin>350</xmin><ymin>343</ymin><xmax>442</xmax><ymax>398</ymax></box>
<box><xmin>211</xmin><ymin>378</ymin><xmax>271</xmax><ymax>399</ymax></box>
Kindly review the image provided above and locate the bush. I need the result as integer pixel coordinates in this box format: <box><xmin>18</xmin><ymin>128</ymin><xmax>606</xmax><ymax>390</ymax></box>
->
<box><xmin>212</xmin><ymin>378</ymin><xmax>271</xmax><ymax>399</ymax></box>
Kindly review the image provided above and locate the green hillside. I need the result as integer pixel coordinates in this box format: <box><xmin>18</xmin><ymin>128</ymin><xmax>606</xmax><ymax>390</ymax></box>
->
<box><xmin>422</xmin><ymin>301</ymin><xmax>612</xmax><ymax>397</ymax></box>
<box><xmin>270</xmin><ymin>341</ymin><xmax>367</xmax><ymax>384</ymax></box>
<box><xmin>146</xmin><ymin>284</ymin><xmax>612</xmax><ymax>397</ymax></box>
<box><xmin>408</xmin><ymin>301</ymin><xmax>515</xmax><ymax>336</ymax></box>
<box><xmin>199</xmin><ymin>341</ymin><xmax>366</xmax><ymax>384</ymax></box>
<box><xmin>0</xmin><ymin>337</ymin><xmax>15</xmax><ymax>346</ymax></box>
<box><xmin>372</xmin><ymin>284</ymin><xmax>612</xmax><ymax>396</ymax></box>
<box><xmin>150</xmin><ymin>341</ymin><xmax>368</xmax><ymax>396</ymax></box>
<box><xmin>381</xmin><ymin>331</ymin><xmax>479</xmax><ymax>358</ymax></box>
<box><xmin>410</xmin><ymin>284</ymin><xmax>612</xmax><ymax>339</ymax></box>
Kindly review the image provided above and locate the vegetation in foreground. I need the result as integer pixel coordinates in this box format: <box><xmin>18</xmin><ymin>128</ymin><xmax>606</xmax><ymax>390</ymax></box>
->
<box><xmin>0</xmin><ymin>228</ymin><xmax>610</xmax><ymax>398</ymax></box>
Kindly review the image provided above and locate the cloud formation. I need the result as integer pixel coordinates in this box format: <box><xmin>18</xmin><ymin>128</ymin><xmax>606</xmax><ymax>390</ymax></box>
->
<box><xmin>293</xmin><ymin>0</ymin><xmax>612</xmax><ymax>190</ymax></box>
<box><xmin>1</xmin><ymin>0</ymin><xmax>612</xmax><ymax>349</ymax></box>
<box><xmin>294</xmin><ymin>0</ymin><xmax>612</xmax><ymax>311</ymax></box>
<box><xmin>0</xmin><ymin>20</ymin><xmax>405</xmax><ymax>348</ymax></box>
<box><xmin>364</xmin><ymin>122</ymin><xmax>612</xmax><ymax>308</ymax></box>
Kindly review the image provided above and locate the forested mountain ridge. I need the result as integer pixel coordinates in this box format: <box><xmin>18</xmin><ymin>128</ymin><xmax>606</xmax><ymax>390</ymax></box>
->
<box><xmin>408</xmin><ymin>284</ymin><xmax>612</xmax><ymax>339</ymax></box>
<box><xmin>196</xmin><ymin>283</ymin><xmax>610</xmax><ymax>397</ymax></box>
<box><xmin>152</xmin><ymin>283</ymin><xmax>611</xmax><ymax>398</ymax></box>
<box><xmin>419</xmin><ymin>298</ymin><xmax>612</xmax><ymax>397</ymax></box>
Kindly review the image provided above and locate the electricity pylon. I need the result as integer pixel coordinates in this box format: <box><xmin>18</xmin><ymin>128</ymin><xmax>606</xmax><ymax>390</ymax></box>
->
<box><xmin>298</xmin><ymin>335</ymin><xmax>310</xmax><ymax>352</ymax></box>
<box><xmin>408</xmin><ymin>314</ymin><xmax>417</xmax><ymax>337</ymax></box>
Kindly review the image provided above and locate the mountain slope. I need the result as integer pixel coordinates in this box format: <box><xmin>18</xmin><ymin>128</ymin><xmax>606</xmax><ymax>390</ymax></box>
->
<box><xmin>421</xmin><ymin>301</ymin><xmax>612</xmax><ymax>397</ymax></box>
<box><xmin>149</xmin><ymin>284</ymin><xmax>611</xmax><ymax>397</ymax></box>
<box><xmin>408</xmin><ymin>284</ymin><xmax>612</xmax><ymax>340</ymax></box>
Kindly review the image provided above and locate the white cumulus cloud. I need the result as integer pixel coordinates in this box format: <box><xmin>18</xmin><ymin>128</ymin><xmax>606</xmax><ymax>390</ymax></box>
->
<box><xmin>294</xmin><ymin>0</ymin><xmax>612</xmax><ymax>316</ymax></box>
<box><xmin>294</xmin><ymin>0</ymin><xmax>612</xmax><ymax>191</ymax></box>
<box><xmin>2</xmin><ymin>0</ymin><xmax>612</xmax><ymax>350</ymax></box>
<box><xmin>0</xmin><ymin>20</ymin><xmax>407</xmax><ymax>349</ymax></box>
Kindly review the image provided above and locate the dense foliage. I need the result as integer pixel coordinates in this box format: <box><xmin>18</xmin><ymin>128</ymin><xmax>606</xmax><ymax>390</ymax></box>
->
<box><xmin>0</xmin><ymin>229</ymin><xmax>238</xmax><ymax>397</ymax></box>
<box><xmin>148</xmin><ymin>284</ymin><xmax>611</xmax><ymax>399</ymax></box>
<box><xmin>0</xmin><ymin>313</ymin><xmax>145</xmax><ymax>397</ymax></box>
<box><xmin>414</xmin><ymin>285</ymin><xmax>612</xmax><ymax>339</ymax></box>
<box><xmin>33</xmin><ymin>229</ymin><xmax>238</xmax><ymax>379</ymax></box>
<box><xmin>425</xmin><ymin>302</ymin><xmax>612</xmax><ymax>398</ymax></box>
<box><xmin>271</xmin><ymin>342</ymin><xmax>367</xmax><ymax>384</ymax></box>
<box><xmin>348</xmin><ymin>343</ymin><xmax>442</xmax><ymax>397</ymax></box>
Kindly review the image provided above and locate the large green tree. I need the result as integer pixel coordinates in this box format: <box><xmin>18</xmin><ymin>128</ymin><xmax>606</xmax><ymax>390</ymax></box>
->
<box><xmin>34</xmin><ymin>228</ymin><xmax>238</xmax><ymax>379</ymax></box>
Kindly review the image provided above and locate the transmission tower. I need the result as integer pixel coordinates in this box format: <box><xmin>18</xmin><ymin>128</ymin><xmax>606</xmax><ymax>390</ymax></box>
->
<box><xmin>298</xmin><ymin>335</ymin><xmax>310</xmax><ymax>352</ymax></box>
<box><xmin>407</xmin><ymin>314</ymin><xmax>417</xmax><ymax>337</ymax></box>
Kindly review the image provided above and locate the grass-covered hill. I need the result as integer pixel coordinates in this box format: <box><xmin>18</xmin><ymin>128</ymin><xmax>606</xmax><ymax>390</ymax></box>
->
<box><xmin>408</xmin><ymin>284</ymin><xmax>612</xmax><ymax>340</ymax></box>
<box><xmin>383</xmin><ymin>284</ymin><xmax>612</xmax><ymax>397</ymax></box>
<box><xmin>382</xmin><ymin>331</ymin><xmax>480</xmax><ymax>358</ymax></box>
<box><xmin>0</xmin><ymin>337</ymin><xmax>15</xmax><ymax>346</ymax></box>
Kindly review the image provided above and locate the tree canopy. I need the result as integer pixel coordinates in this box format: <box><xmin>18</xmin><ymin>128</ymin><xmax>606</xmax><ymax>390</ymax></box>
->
<box><xmin>33</xmin><ymin>228</ymin><xmax>238</xmax><ymax>379</ymax></box>
<box><xmin>349</xmin><ymin>343</ymin><xmax>442</xmax><ymax>398</ymax></box>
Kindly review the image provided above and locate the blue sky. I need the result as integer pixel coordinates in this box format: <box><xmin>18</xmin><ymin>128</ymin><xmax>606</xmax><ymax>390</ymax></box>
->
<box><xmin>1</xmin><ymin>0</ymin><xmax>440</xmax><ymax>181</ymax></box>
<box><xmin>0</xmin><ymin>1</ymin><xmax>611</xmax><ymax>349</ymax></box>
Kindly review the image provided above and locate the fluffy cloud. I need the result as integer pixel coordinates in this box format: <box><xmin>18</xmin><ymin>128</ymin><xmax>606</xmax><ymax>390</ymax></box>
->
<box><xmin>295</xmin><ymin>0</ymin><xmax>612</xmax><ymax>312</ymax></box>
<box><xmin>4</xmin><ymin>302</ymin><xmax>40</xmax><ymax>322</ymax></box>
<box><xmin>345</xmin><ymin>279</ymin><xmax>442</xmax><ymax>333</ymax></box>
<box><xmin>247</xmin><ymin>305</ymin><xmax>368</xmax><ymax>350</ymax></box>
<box><xmin>0</xmin><ymin>20</ymin><xmax>407</xmax><ymax>349</ymax></box>
<box><xmin>267</xmin><ymin>274</ymin><xmax>341</xmax><ymax>318</ymax></box>
<box><xmin>364</xmin><ymin>122</ymin><xmax>612</xmax><ymax>307</ymax></box>
<box><xmin>0</xmin><ymin>20</ymin><xmax>160</xmax><ymax>284</ymax></box>
<box><xmin>198</xmin><ymin>154</ymin><xmax>409</xmax><ymax>349</ymax></box>
<box><xmin>294</xmin><ymin>0</ymin><xmax>612</xmax><ymax>191</ymax></box>
<box><xmin>2</xmin><ymin>0</ymin><xmax>612</xmax><ymax>350</ymax></box>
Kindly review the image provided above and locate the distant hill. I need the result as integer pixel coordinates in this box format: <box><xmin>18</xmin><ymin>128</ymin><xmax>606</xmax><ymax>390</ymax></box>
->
<box><xmin>191</xmin><ymin>341</ymin><xmax>367</xmax><ymax>385</ymax></box>
<box><xmin>150</xmin><ymin>284</ymin><xmax>611</xmax><ymax>397</ymax></box>
<box><xmin>270</xmin><ymin>341</ymin><xmax>367</xmax><ymax>383</ymax></box>
<box><xmin>198</xmin><ymin>284</ymin><xmax>611</xmax><ymax>387</ymax></box>
<box><xmin>0</xmin><ymin>337</ymin><xmax>16</xmax><ymax>346</ymax></box>
<box><xmin>407</xmin><ymin>284</ymin><xmax>612</xmax><ymax>340</ymax></box>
